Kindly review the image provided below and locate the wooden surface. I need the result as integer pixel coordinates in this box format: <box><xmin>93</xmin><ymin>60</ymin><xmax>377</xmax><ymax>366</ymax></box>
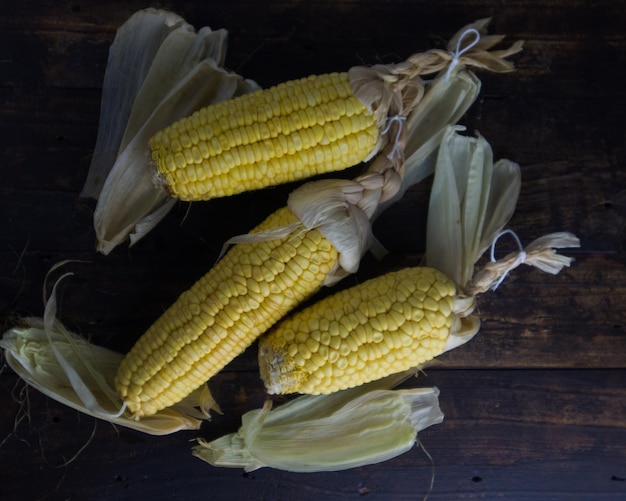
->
<box><xmin>1</xmin><ymin>1</ymin><xmax>625</xmax><ymax>499</ymax></box>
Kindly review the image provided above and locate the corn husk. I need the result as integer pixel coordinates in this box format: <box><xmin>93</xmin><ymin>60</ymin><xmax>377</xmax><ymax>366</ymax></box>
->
<box><xmin>0</xmin><ymin>272</ymin><xmax>214</xmax><ymax>435</ymax></box>
<box><xmin>425</xmin><ymin>126</ymin><xmax>519</xmax><ymax>287</ymax></box>
<box><xmin>347</xmin><ymin>18</ymin><xmax>522</xmax><ymax>204</ymax></box>
<box><xmin>373</xmin><ymin>68</ymin><xmax>482</xmax><ymax>219</ymax></box>
<box><xmin>425</xmin><ymin>125</ymin><xmax>580</xmax><ymax>294</ymax></box>
<box><xmin>424</xmin><ymin>125</ymin><xmax>579</xmax><ymax>354</ymax></box>
<box><xmin>193</xmin><ymin>372</ymin><xmax>442</xmax><ymax>472</ymax></box>
<box><xmin>83</xmin><ymin>9</ymin><xmax>259</xmax><ymax>254</ymax></box>
<box><xmin>81</xmin><ymin>9</ymin><xmax>192</xmax><ymax>199</ymax></box>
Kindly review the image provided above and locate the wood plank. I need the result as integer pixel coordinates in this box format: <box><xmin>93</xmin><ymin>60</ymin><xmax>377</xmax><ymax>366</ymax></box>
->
<box><xmin>1</xmin><ymin>370</ymin><xmax>624</xmax><ymax>500</ymax></box>
<box><xmin>1</xmin><ymin>1</ymin><xmax>624</xmax><ymax>499</ymax></box>
<box><xmin>2</xmin><ymin>2</ymin><xmax>624</xmax><ymax>91</ymax></box>
<box><xmin>1</xmin><ymin>247</ymin><xmax>624</xmax><ymax>371</ymax></box>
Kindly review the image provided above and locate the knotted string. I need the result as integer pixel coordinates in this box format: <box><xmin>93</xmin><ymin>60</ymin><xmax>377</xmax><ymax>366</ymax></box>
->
<box><xmin>381</xmin><ymin>115</ymin><xmax>407</xmax><ymax>160</ymax></box>
<box><xmin>445</xmin><ymin>28</ymin><xmax>481</xmax><ymax>81</ymax></box>
<box><xmin>489</xmin><ymin>229</ymin><xmax>526</xmax><ymax>290</ymax></box>
<box><xmin>467</xmin><ymin>231</ymin><xmax>579</xmax><ymax>296</ymax></box>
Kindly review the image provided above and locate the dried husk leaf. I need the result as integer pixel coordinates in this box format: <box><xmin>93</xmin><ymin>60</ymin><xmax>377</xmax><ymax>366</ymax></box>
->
<box><xmin>347</xmin><ymin>19</ymin><xmax>522</xmax><ymax>206</ymax></box>
<box><xmin>287</xmin><ymin>179</ymin><xmax>378</xmax><ymax>285</ymax></box>
<box><xmin>118</xmin><ymin>26</ymin><xmax>228</xmax><ymax>154</ymax></box>
<box><xmin>193</xmin><ymin>372</ymin><xmax>443</xmax><ymax>472</ymax></box>
<box><xmin>439</xmin><ymin>17</ymin><xmax>524</xmax><ymax>74</ymax></box>
<box><xmin>84</xmin><ymin>10</ymin><xmax>259</xmax><ymax>254</ymax></box>
<box><xmin>81</xmin><ymin>9</ymin><xmax>191</xmax><ymax>200</ymax></box>
<box><xmin>467</xmin><ymin>232</ymin><xmax>580</xmax><ymax>295</ymax></box>
<box><xmin>374</xmin><ymin>68</ymin><xmax>482</xmax><ymax>218</ymax></box>
<box><xmin>94</xmin><ymin>61</ymin><xmax>259</xmax><ymax>254</ymax></box>
<box><xmin>425</xmin><ymin>126</ymin><xmax>521</xmax><ymax>288</ymax></box>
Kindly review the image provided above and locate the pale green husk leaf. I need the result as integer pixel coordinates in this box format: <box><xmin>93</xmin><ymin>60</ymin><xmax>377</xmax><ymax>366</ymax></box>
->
<box><xmin>424</xmin><ymin>126</ymin><xmax>521</xmax><ymax>288</ymax></box>
<box><xmin>118</xmin><ymin>25</ymin><xmax>228</xmax><ymax>154</ymax></box>
<box><xmin>193</xmin><ymin>372</ymin><xmax>443</xmax><ymax>472</ymax></box>
<box><xmin>0</xmin><ymin>273</ymin><xmax>211</xmax><ymax>435</ymax></box>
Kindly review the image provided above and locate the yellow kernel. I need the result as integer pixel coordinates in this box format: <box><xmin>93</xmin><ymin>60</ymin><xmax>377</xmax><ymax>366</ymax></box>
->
<box><xmin>329</xmin><ymin>335</ymin><xmax>341</xmax><ymax>351</ymax></box>
<box><xmin>293</xmin><ymin>353</ymin><xmax>306</xmax><ymax>367</ymax></box>
<box><xmin>318</xmin><ymin>345</ymin><xmax>329</xmax><ymax>360</ymax></box>
<box><xmin>321</xmin><ymin>363</ymin><xmax>333</xmax><ymax>378</ymax></box>
<box><xmin>298</xmin><ymin>343</ymin><xmax>312</xmax><ymax>359</ymax></box>
<box><xmin>281</xmin><ymin>329</ymin><xmax>295</xmax><ymax>342</ymax></box>
<box><xmin>287</xmin><ymin>343</ymin><xmax>299</xmax><ymax>358</ymax></box>
<box><xmin>310</xmin><ymin>352</ymin><xmax>325</xmax><ymax>368</ymax></box>
<box><xmin>418</xmin><ymin>317</ymin><xmax>432</xmax><ymax>332</ymax></box>
<box><xmin>306</xmin><ymin>337</ymin><xmax>320</xmax><ymax>354</ymax></box>
<box><xmin>335</xmin><ymin>357</ymin><xmax>348</xmax><ymax>370</ymax></box>
<box><xmin>357</xmin><ymin>346</ymin><xmax>369</xmax><ymax>362</ymax></box>
<box><xmin>347</xmin><ymin>351</ymin><xmax>359</xmax><ymax>367</ymax></box>
<box><xmin>438</xmin><ymin>298</ymin><xmax>452</xmax><ymax>317</ymax></box>
<box><xmin>417</xmin><ymin>278</ymin><xmax>432</xmax><ymax>293</ymax></box>
<box><xmin>411</xmin><ymin>308</ymin><xmax>425</xmax><ymax>322</ymax></box>
<box><xmin>295</xmin><ymin>331</ymin><xmax>309</xmax><ymax>344</ymax></box>
<box><xmin>423</xmin><ymin>297</ymin><xmax>440</xmax><ymax>312</ymax></box>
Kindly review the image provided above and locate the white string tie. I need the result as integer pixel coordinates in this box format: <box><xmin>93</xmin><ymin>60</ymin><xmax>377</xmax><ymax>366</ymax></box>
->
<box><xmin>445</xmin><ymin>28</ymin><xmax>481</xmax><ymax>81</ymax></box>
<box><xmin>381</xmin><ymin>115</ymin><xmax>407</xmax><ymax>160</ymax></box>
<box><xmin>490</xmin><ymin>229</ymin><xmax>526</xmax><ymax>290</ymax></box>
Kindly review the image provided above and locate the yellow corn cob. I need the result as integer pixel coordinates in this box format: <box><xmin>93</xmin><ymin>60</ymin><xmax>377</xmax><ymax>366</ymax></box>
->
<box><xmin>258</xmin><ymin>267</ymin><xmax>456</xmax><ymax>395</ymax></box>
<box><xmin>114</xmin><ymin>206</ymin><xmax>339</xmax><ymax>417</ymax></box>
<box><xmin>149</xmin><ymin>72</ymin><xmax>380</xmax><ymax>201</ymax></box>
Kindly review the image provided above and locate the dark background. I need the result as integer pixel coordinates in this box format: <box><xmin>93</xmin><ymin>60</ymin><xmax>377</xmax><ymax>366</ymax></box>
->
<box><xmin>1</xmin><ymin>1</ymin><xmax>625</xmax><ymax>499</ymax></box>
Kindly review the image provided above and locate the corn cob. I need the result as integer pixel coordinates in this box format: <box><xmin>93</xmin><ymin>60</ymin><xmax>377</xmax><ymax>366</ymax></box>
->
<box><xmin>114</xmin><ymin>206</ymin><xmax>339</xmax><ymax>417</ymax></box>
<box><xmin>148</xmin><ymin>17</ymin><xmax>526</xmax><ymax>204</ymax></box>
<box><xmin>258</xmin><ymin>225</ymin><xmax>580</xmax><ymax>397</ymax></box>
<box><xmin>149</xmin><ymin>73</ymin><xmax>380</xmax><ymax>201</ymax></box>
<box><xmin>258</xmin><ymin>124</ymin><xmax>580</xmax><ymax>396</ymax></box>
<box><xmin>258</xmin><ymin>267</ymin><xmax>460</xmax><ymax>395</ymax></box>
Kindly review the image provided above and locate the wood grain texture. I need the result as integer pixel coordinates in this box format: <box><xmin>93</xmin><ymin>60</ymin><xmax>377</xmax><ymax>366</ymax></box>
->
<box><xmin>1</xmin><ymin>1</ymin><xmax>624</xmax><ymax>499</ymax></box>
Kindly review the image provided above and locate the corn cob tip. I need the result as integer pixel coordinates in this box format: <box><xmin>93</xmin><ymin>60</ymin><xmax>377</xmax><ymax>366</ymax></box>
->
<box><xmin>258</xmin><ymin>267</ymin><xmax>457</xmax><ymax>395</ymax></box>
<box><xmin>258</xmin><ymin>342</ymin><xmax>308</xmax><ymax>395</ymax></box>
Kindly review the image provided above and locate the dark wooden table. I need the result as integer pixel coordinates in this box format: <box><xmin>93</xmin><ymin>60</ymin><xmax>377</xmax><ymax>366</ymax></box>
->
<box><xmin>1</xmin><ymin>1</ymin><xmax>625</xmax><ymax>499</ymax></box>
